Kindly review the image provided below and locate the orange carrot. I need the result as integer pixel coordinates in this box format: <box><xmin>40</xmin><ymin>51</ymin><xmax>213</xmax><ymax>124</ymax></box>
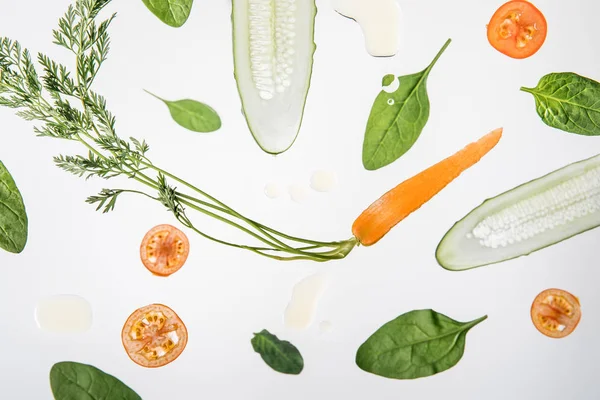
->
<box><xmin>352</xmin><ymin>128</ymin><xmax>503</xmax><ymax>246</ymax></box>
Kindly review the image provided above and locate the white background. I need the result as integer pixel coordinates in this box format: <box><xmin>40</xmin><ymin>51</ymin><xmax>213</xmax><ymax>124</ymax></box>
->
<box><xmin>0</xmin><ymin>0</ymin><xmax>599</xmax><ymax>399</ymax></box>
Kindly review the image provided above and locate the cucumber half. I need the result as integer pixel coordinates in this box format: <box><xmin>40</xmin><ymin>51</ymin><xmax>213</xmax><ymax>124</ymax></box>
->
<box><xmin>437</xmin><ymin>154</ymin><xmax>600</xmax><ymax>271</ymax></box>
<box><xmin>232</xmin><ymin>0</ymin><xmax>317</xmax><ymax>155</ymax></box>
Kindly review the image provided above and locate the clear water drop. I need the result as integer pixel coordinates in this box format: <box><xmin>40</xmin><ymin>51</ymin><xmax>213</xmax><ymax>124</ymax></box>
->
<box><xmin>387</xmin><ymin>98</ymin><xmax>395</xmax><ymax>106</ymax></box>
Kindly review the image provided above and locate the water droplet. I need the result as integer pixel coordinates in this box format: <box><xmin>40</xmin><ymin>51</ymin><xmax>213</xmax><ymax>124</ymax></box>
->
<box><xmin>284</xmin><ymin>274</ymin><xmax>327</xmax><ymax>330</ymax></box>
<box><xmin>383</xmin><ymin>76</ymin><xmax>400</xmax><ymax>93</ymax></box>
<box><xmin>35</xmin><ymin>295</ymin><xmax>93</xmax><ymax>333</ymax></box>
<box><xmin>264</xmin><ymin>183</ymin><xmax>283</xmax><ymax>199</ymax></box>
<box><xmin>288</xmin><ymin>184</ymin><xmax>310</xmax><ymax>203</ymax></box>
<box><xmin>319</xmin><ymin>320</ymin><xmax>334</xmax><ymax>333</ymax></box>
<box><xmin>310</xmin><ymin>170</ymin><xmax>337</xmax><ymax>193</ymax></box>
<box><xmin>387</xmin><ymin>98</ymin><xmax>395</xmax><ymax>105</ymax></box>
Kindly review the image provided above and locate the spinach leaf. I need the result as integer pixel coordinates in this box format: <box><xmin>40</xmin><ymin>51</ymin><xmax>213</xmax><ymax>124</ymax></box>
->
<box><xmin>141</xmin><ymin>0</ymin><xmax>193</xmax><ymax>28</ymax></box>
<box><xmin>382</xmin><ymin>74</ymin><xmax>395</xmax><ymax>87</ymax></box>
<box><xmin>50</xmin><ymin>362</ymin><xmax>141</xmax><ymax>400</ymax></box>
<box><xmin>521</xmin><ymin>72</ymin><xmax>600</xmax><ymax>136</ymax></box>
<box><xmin>146</xmin><ymin>90</ymin><xmax>222</xmax><ymax>133</ymax></box>
<box><xmin>0</xmin><ymin>160</ymin><xmax>27</xmax><ymax>253</ymax></box>
<box><xmin>251</xmin><ymin>329</ymin><xmax>304</xmax><ymax>375</ymax></box>
<box><xmin>362</xmin><ymin>39</ymin><xmax>451</xmax><ymax>171</ymax></box>
<box><xmin>356</xmin><ymin>309</ymin><xmax>486</xmax><ymax>380</ymax></box>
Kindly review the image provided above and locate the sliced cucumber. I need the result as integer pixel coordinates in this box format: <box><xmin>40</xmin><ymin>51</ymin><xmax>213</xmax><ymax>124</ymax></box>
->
<box><xmin>437</xmin><ymin>154</ymin><xmax>600</xmax><ymax>271</ymax></box>
<box><xmin>232</xmin><ymin>0</ymin><xmax>317</xmax><ymax>155</ymax></box>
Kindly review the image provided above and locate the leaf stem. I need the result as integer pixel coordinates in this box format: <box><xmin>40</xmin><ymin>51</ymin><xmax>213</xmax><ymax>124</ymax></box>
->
<box><xmin>424</xmin><ymin>38</ymin><xmax>452</xmax><ymax>75</ymax></box>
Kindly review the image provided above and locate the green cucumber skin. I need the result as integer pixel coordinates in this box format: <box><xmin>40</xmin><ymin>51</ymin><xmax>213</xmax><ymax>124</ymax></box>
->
<box><xmin>436</xmin><ymin>153</ymin><xmax>600</xmax><ymax>271</ymax></box>
<box><xmin>231</xmin><ymin>0</ymin><xmax>317</xmax><ymax>155</ymax></box>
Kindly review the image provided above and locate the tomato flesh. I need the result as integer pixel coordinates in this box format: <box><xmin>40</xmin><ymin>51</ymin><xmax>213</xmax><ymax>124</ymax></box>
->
<box><xmin>487</xmin><ymin>1</ymin><xmax>547</xmax><ymax>59</ymax></box>
<box><xmin>140</xmin><ymin>224</ymin><xmax>190</xmax><ymax>276</ymax></box>
<box><xmin>122</xmin><ymin>304</ymin><xmax>188</xmax><ymax>368</ymax></box>
<box><xmin>531</xmin><ymin>289</ymin><xmax>581</xmax><ymax>339</ymax></box>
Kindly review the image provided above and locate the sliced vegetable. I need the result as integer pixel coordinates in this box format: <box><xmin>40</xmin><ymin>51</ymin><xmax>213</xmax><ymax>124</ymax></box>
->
<box><xmin>362</xmin><ymin>39</ymin><xmax>451</xmax><ymax>171</ymax></box>
<box><xmin>531</xmin><ymin>289</ymin><xmax>581</xmax><ymax>338</ymax></box>
<box><xmin>232</xmin><ymin>0</ymin><xmax>316</xmax><ymax>154</ymax></box>
<box><xmin>140</xmin><ymin>224</ymin><xmax>190</xmax><ymax>276</ymax></box>
<box><xmin>251</xmin><ymin>329</ymin><xmax>304</xmax><ymax>375</ymax></box>
<box><xmin>356</xmin><ymin>310</ymin><xmax>487</xmax><ymax>380</ymax></box>
<box><xmin>521</xmin><ymin>72</ymin><xmax>600</xmax><ymax>136</ymax></box>
<box><xmin>0</xmin><ymin>160</ymin><xmax>28</xmax><ymax>254</ymax></box>
<box><xmin>145</xmin><ymin>90</ymin><xmax>221</xmax><ymax>133</ymax></box>
<box><xmin>353</xmin><ymin>128</ymin><xmax>503</xmax><ymax>246</ymax></box>
<box><xmin>50</xmin><ymin>361</ymin><xmax>141</xmax><ymax>400</ymax></box>
<box><xmin>487</xmin><ymin>0</ymin><xmax>547</xmax><ymax>59</ymax></box>
<box><xmin>141</xmin><ymin>0</ymin><xmax>193</xmax><ymax>28</ymax></box>
<box><xmin>121</xmin><ymin>303</ymin><xmax>188</xmax><ymax>368</ymax></box>
<box><xmin>437</xmin><ymin>153</ymin><xmax>600</xmax><ymax>271</ymax></box>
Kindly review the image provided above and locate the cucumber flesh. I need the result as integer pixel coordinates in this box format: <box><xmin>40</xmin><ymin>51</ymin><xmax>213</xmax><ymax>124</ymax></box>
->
<box><xmin>436</xmin><ymin>154</ymin><xmax>600</xmax><ymax>271</ymax></box>
<box><xmin>232</xmin><ymin>0</ymin><xmax>316</xmax><ymax>155</ymax></box>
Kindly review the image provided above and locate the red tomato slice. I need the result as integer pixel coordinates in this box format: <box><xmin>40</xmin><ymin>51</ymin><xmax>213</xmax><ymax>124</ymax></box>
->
<box><xmin>140</xmin><ymin>224</ymin><xmax>190</xmax><ymax>276</ymax></box>
<box><xmin>487</xmin><ymin>1</ymin><xmax>547</xmax><ymax>59</ymax></box>
<box><xmin>531</xmin><ymin>289</ymin><xmax>581</xmax><ymax>339</ymax></box>
<box><xmin>122</xmin><ymin>304</ymin><xmax>188</xmax><ymax>368</ymax></box>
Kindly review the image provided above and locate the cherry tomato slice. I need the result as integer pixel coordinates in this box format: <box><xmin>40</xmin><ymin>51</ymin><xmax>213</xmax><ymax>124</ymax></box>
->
<box><xmin>531</xmin><ymin>289</ymin><xmax>581</xmax><ymax>339</ymax></box>
<box><xmin>140</xmin><ymin>224</ymin><xmax>190</xmax><ymax>276</ymax></box>
<box><xmin>487</xmin><ymin>1</ymin><xmax>547</xmax><ymax>59</ymax></box>
<box><xmin>122</xmin><ymin>304</ymin><xmax>188</xmax><ymax>368</ymax></box>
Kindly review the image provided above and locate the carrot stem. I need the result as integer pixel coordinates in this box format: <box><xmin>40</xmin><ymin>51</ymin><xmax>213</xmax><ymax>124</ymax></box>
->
<box><xmin>352</xmin><ymin>128</ymin><xmax>503</xmax><ymax>246</ymax></box>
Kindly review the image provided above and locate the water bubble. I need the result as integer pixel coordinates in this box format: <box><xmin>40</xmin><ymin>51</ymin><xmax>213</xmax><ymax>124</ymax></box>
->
<box><xmin>382</xmin><ymin>75</ymin><xmax>400</xmax><ymax>93</ymax></box>
<box><xmin>387</xmin><ymin>98</ymin><xmax>395</xmax><ymax>106</ymax></box>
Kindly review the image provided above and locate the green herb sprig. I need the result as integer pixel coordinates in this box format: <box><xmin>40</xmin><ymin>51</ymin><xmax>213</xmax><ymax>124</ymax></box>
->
<box><xmin>0</xmin><ymin>0</ymin><xmax>357</xmax><ymax>262</ymax></box>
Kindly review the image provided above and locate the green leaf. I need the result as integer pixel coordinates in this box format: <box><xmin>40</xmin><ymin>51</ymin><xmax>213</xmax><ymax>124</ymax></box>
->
<box><xmin>141</xmin><ymin>0</ymin><xmax>193</xmax><ymax>28</ymax></box>
<box><xmin>251</xmin><ymin>329</ymin><xmax>304</xmax><ymax>375</ymax></box>
<box><xmin>50</xmin><ymin>361</ymin><xmax>141</xmax><ymax>400</ymax></box>
<box><xmin>146</xmin><ymin>90</ymin><xmax>222</xmax><ymax>133</ymax></box>
<box><xmin>0</xmin><ymin>160</ymin><xmax>27</xmax><ymax>254</ymax></box>
<box><xmin>521</xmin><ymin>72</ymin><xmax>600</xmax><ymax>136</ymax></box>
<box><xmin>381</xmin><ymin>74</ymin><xmax>395</xmax><ymax>87</ymax></box>
<box><xmin>362</xmin><ymin>39</ymin><xmax>451</xmax><ymax>171</ymax></box>
<box><xmin>356</xmin><ymin>309</ymin><xmax>486</xmax><ymax>380</ymax></box>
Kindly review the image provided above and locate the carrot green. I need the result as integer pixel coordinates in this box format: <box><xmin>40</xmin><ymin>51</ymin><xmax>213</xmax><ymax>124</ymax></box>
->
<box><xmin>0</xmin><ymin>0</ymin><xmax>356</xmax><ymax>262</ymax></box>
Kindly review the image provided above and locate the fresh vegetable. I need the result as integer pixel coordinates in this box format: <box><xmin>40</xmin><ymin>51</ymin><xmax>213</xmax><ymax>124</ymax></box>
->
<box><xmin>251</xmin><ymin>329</ymin><xmax>304</xmax><ymax>375</ymax></box>
<box><xmin>531</xmin><ymin>288</ymin><xmax>581</xmax><ymax>339</ymax></box>
<box><xmin>121</xmin><ymin>303</ymin><xmax>188</xmax><ymax>368</ymax></box>
<box><xmin>145</xmin><ymin>90</ymin><xmax>222</xmax><ymax>133</ymax></box>
<box><xmin>436</xmin><ymin>153</ymin><xmax>600</xmax><ymax>271</ymax></box>
<box><xmin>0</xmin><ymin>0</ymin><xmax>357</xmax><ymax>263</ymax></box>
<box><xmin>362</xmin><ymin>39</ymin><xmax>451</xmax><ymax>170</ymax></box>
<box><xmin>140</xmin><ymin>224</ymin><xmax>190</xmax><ymax>276</ymax></box>
<box><xmin>141</xmin><ymin>0</ymin><xmax>193</xmax><ymax>28</ymax></box>
<box><xmin>354</xmin><ymin>128</ymin><xmax>503</xmax><ymax>246</ymax></box>
<box><xmin>0</xmin><ymin>161</ymin><xmax>28</xmax><ymax>253</ymax></box>
<box><xmin>232</xmin><ymin>0</ymin><xmax>316</xmax><ymax>154</ymax></box>
<box><xmin>521</xmin><ymin>73</ymin><xmax>600</xmax><ymax>136</ymax></box>
<box><xmin>356</xmin><ymin>310</ymin><xmax>487</xmax><ymax>380</ymax></box>
<box><xmin>487</xmin><ymin>0</ymin><xmax>547</xmax><ymax>59</ymax></box>
<box><xmin>50</xmin><ymin>361</ymin><xmax>141</xmax><ymax>399</ymax></box>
